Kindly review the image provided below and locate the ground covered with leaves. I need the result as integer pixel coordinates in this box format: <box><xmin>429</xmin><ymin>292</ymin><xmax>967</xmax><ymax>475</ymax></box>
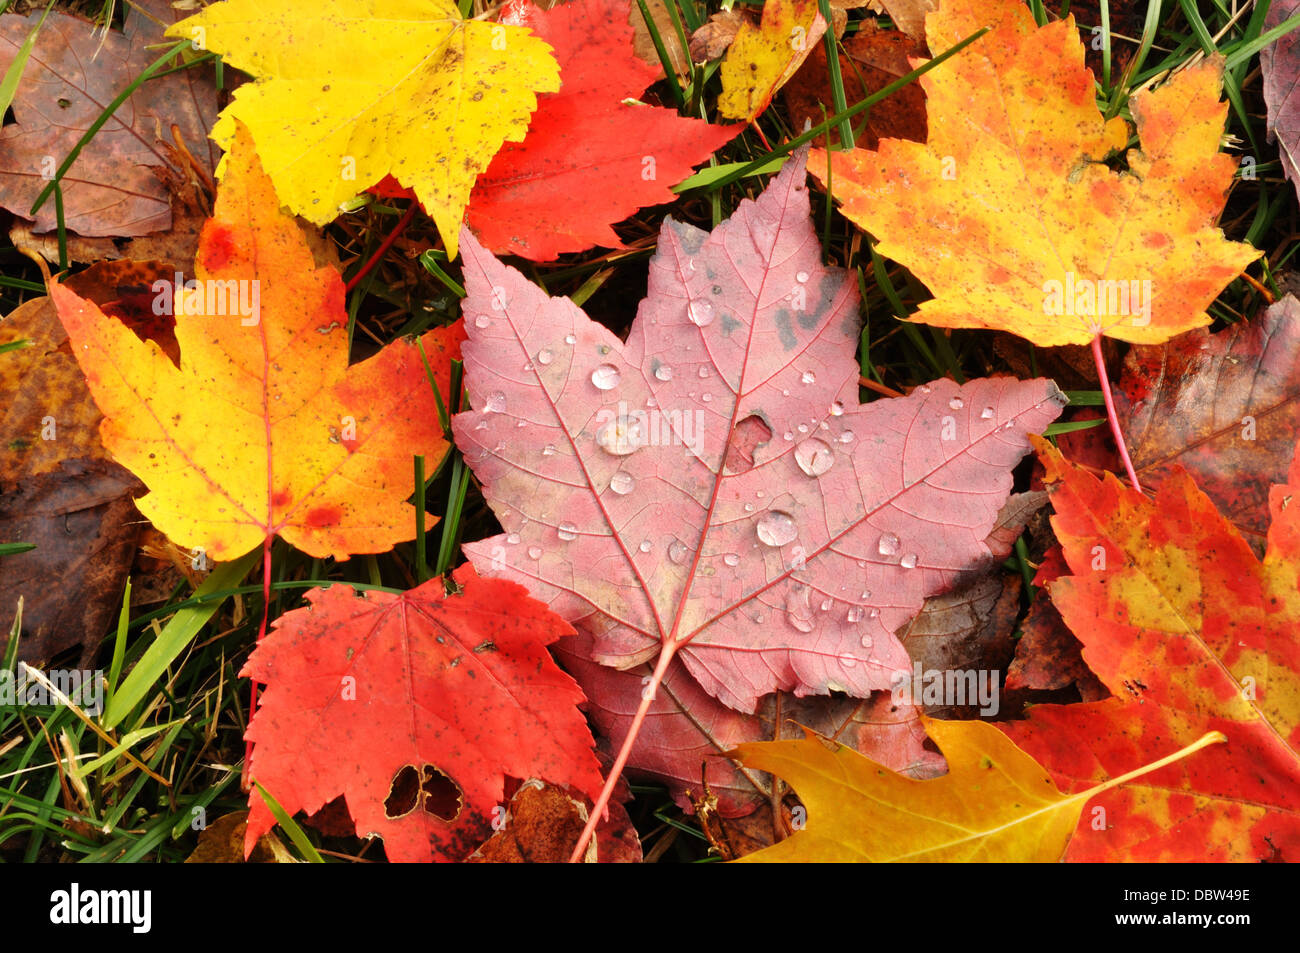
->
<box><xmin>1</xmin><ymin>0</ymin><xmax>1298</xmax><ymax>864</ymax></box>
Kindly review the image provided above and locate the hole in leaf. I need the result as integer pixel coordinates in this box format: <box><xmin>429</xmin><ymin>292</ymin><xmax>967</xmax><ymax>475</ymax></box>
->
<box><xmin>723</xmin><ymin>413</ymin><xmax>773</xmax><ymax>474</ymax></box>
<box><xmin>384</xmin><ymin>763</ymin><xmax>462</xmax><ymax>821</ymax></box>
<box><xmin>2</xmin><ymin>107</ymin><xmax>15</xmax><ymax>128</ymax></box>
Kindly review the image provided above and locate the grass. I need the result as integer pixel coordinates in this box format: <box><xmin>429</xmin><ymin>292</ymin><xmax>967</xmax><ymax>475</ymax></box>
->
<box><xmin>0</xmin><ymin>0</ymin><xmax>1297</xmax><ymax>863</ymax></box>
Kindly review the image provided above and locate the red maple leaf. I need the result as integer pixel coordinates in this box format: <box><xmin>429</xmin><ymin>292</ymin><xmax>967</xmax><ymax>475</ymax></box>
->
<box><xmin>242</xmin><ymin>565</ymin><xmax>603</xmax><ymax>862</ymax></box>
<box><xmin>373</xmin><ymin>0</ymin><xmax>739</xmax><ymax>260</ymax></box>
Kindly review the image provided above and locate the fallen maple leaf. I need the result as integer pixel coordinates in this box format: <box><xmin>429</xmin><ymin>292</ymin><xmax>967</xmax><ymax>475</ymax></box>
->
<box><xmin>450</xmin><ymin>147</ymin><xmax>1064</xmax><ymax>856</ymax></box>
<box><xmin>730</xmin><ymin>717</ymin><xmax>1224</xmax><ymax>861</ymax></box>
<box><xmin>0</xmin><ymin>0</ymin><xmax>218</xmax><ymax>237</ymax></box>
<box><xmin>462</xmin><ymin>0</ymin><xmax>739</xmax><ymax>260</ymax></box>
<box><xmin>454</xmin><ymin>147</ymin><xmax>1064</xmax><ymax>712</ymax></box>
<box><xmin>781</xmin><ymin>20</ymin><xmax>927</xmax><ymax>150</ymax></box>
<box><xmin>1115</xmin><ymin>295</ymin><xmax>1300</xmax><ymax>552</ymax></box>
<box><xmin>1263</xmin><ymin>0</ymin><xmax>1300</xmax><ymax>203</ymax></box>
<box><xmin>49</xmin><ymin>124</ymin><xmax>462</xmax><ymax>562</ymax></box>
<box><xmin>1001</xmin><ymin>438</ymin><xmax>1300</xmax><ymax>861</ymax></box>
<box><xmin>718</xmin><ymin>0</ymin><xmax>828</xmax><ymax>121</ymax></box>
<box><xmin>0</xmin><ymin>261</ymin><xmax>178</xmax><ymax>665</ymax></box>
<box><xmin>812</xmin><ymin>0</ymin><xmax>1260</xmax><ymax>347</ymax></box>
<box><xmin>168</xmin><ymin>0</ymin><xmax>561</xmax><ymax>256</ymax></box>
<box><xmin>242</xmin><ymin>564</ymin><xmax>603</xmax><ymax>863</ymax></box>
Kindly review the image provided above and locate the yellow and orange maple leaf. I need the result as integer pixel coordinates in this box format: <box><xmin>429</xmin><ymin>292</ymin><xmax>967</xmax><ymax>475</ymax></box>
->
<box><xmin>811</xmin><ymin>0</ymin><xmax>1260</xmax><ymax>346</ymax></box>
<box><xmin>168</xmin><ymin>0</ymin><xmax>561</xmax><ymax>257</ymax></box>
<box><xmin>729</xmin><ymin>718</ymin><xmax>1223</xmax><ymax>862</ymax></box>
<box><xmin>49</xmin><ymin>124</ymin><xmax>463</xmax><ymax>563</ymax></box>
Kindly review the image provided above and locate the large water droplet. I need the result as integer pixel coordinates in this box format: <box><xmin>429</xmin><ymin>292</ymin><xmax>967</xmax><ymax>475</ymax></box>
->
<box><xmin>878</xmin><ymin>533</ymin><xmax>900</xmax><ymax>556</ymax></box>
<box><xmin>688</xmin><ymin>300</ymin><xmax>715</xmax><ymax>327</ymax></box>
<box><xmin>557</xmin><ymin>522</ymin><xmax>578</xmax><ymax>541</ymax></box>
<box><xmin>654</xmin><ymin>365</ymin><xmax>673</xmax><ymax>381</ymax></box>
<box><xmin>859</xmin><ymin>633</ymin><xmax>873</xmax><ymax>648</ymax></box>
<box><xmin>797</xmin><ymin>423</ymin><xmax>808</xmax><ymax>434</ymax></box>
<box><xmin>542</xmin><ymin>444</ymin><xmax>556</xmax><ymax>456</ymax></box>
<box><xmin>609</xmin><ymin>471</ymin><xmax>635</xmax><ymax>495</ymax></box>
<box><xmin>948</xmin><ymin>397</ymin><xmax>964</xmax><ymax>410</ymax></box>
<box><xmin>980</xmin><ymin>406</ymin><xmax>995</xmax><ymax>419</ymax></box>
<box><xmin>723</xmin><ymin>552</ymin><xmax>740</xmax><ymax>567</ymax></box>
<box><xmin>591</xmin><ymin>364</ymin><xmax>621</xmax><ymax>390</ymax></box>
<box><xmin>801</xmin><ymin>370</ymin><xmax>816</xmax><ymax>384</ymax></box>
<box><xmin>796</xmin><ymin>271</ymin><xmax>809</xmax><ymax>283</ymax></box>
<box><xmin>596</xmin><ymin>416</ymin><xmax>644</xmax><ymax>456</ymax></box>
<box><xmin>867</xmin><ymin>607</ymin><xmax>880</xmax><ymax>620</ymax></box>
<box><xmin>785</xmin><ymin>586</ymin><xmax>815</xmax><ymax>633</ymax></box>
<box><xmin>564</xmin><ymin>333</ymin><xmax>577</xmax><ymax>345</ymax></box>
<box><xmin>484</xmin><ymin>391</ymin><xmax>507</xmax><ymax>414</ymax></box>
<box><xmin>838</xmin><ymin>431</ymin><xmax>854</xmax><ymax>444</ymax></box>
<box><xmin>743</xmin><ymin>502</ymin><xmax>754</xmax><ymax>513</ymax></box>
<box><xmin>702</xmin><ymin>393</ymin><xmax>712</xmax><ymax>402</ymax></box>
<box><xmin>668</xmin><ymin>539</ymin><xmax>690</xmax><ymax>564</ymax></box>
<box><xmin>639</xmin><ymin>539</ymin><xmax>653</xmax><ymax>553</ymax></box>
<box><xmin>756</xmin><ymin>510</ymin><xmax>798</xmax><ymax>547</ymax></box>
<box><xmin>506</xmin><ymin>533</ymin><xmax>520</xmax><ymax>544</ymax></box>
<box><xmin>475</xmin><ymin>314</ymin><xmax>490</xmax><ymax>329</ymax></box>
<box><xmin>819</xmin><ymin>598</ymin><xmax>833</xmax><ymax>611</ymax></box>
<box><xmin>794</xmin><ymin>438</ymin><xmax>834</xmax><ymax>477</ymax></box>
<box><xmin>527</xmin><ymin>546</ymin><xmax>542</xmax><ymax>560</ymax></box>
<box><xmin>846</xmin><ymin>606</ymin><xmax>863</xmax><ymax>623</ymax></box>
<box><xmin>830</xmin><ymin>400</ymin><xmax>845</xmax><ymax>417</ymax></box>
<box><xmin>900</xmin><ymin>552</ymin><xmax>918</xmax><ymax>569</ymax></box>
<box><xmin>536</xmin><ymin>348</ymin><xmax>553</xmax><ymax>366</ymax></box>
<box><xmin>699</xmin><ymin>366</ymin><xmax>711</xmax><ymax>378</ymax></box>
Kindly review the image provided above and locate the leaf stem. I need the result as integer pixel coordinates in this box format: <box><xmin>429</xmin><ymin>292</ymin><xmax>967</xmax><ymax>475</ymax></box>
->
<box><xmin>568</xmin><ymin>641</ymin><xmax>679</xmax><ymax>862</ymax></box>
<box><xmin>344</xmin><ymin>202</ymin><xmax>419</xmax><ymax>294</ymax></box>
<box><xmin>1090</xmin><ymin>334</ymin><xmax>1141</xmax><ymax>492</ymax></box>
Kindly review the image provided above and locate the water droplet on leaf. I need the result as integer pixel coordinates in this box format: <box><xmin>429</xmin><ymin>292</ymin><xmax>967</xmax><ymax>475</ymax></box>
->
<box><xmin>756</xmin><ymin>510</ymin><xmax>798</xmax><ymax>547</ymax></box>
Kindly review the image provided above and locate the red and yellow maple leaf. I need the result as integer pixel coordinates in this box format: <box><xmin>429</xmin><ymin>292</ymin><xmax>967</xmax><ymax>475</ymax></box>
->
<box><xmin>811</xmin><ymin>0</ymin><xmax>1260</xmax><ymax>346</ymax></box>
<box><xmin>50</xmin><ymin>124</ymin><xmax>463</xmax><ymax>562</ymax></box>
<box><xmin>1001</xmin><ymin>437</ymin><xmax>1300</xmax><ymax>861</ymax></box>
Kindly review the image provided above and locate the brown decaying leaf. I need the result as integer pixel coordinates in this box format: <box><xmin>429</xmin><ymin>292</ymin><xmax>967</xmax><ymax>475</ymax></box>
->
<box><xmin>0</xmin><ymin>0</ymin><xmax>219</xmax><ymax>237</ymax></box>
<box><xmin>782</xmin><ymin>20</ymin><xmax>927</xmax><ymax>150</ymax></box>
<box><xmin>1116</xmin><ymin>295</ymin><xmax>1300</xmax><ymax>554</ymax></box>
<box><xmin>1005</xmin><ymin>545</ymin><xmax>1108</xmax><ymax>699</ymax></box>
<box><xmin>185</xmin><ymin>811</ymin><xmax>295</xmax><ymax>863</ymax></box>
<box><xmin>466</xmin><ymin>779</ymin><xmax>642</xmax><ymax>863</ymax></box>
<box><xmin>0</xmin><ymin>261</ymin><xmax>179</xmax><ymax>665</ymax></box>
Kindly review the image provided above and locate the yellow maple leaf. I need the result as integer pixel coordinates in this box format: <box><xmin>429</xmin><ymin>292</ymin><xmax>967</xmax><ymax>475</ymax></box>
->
<box><xmin>729</xmin><ymin>718</ymin><xmax>1224</xmax><ymax>862</ymax></box>
<box><xmin>168</xmin><ymin>0</ymin><xmax>561</xmax><ymax>258</ymax></box>
<box><xmin>49</xmin><ymin>124</ymin><xmax>463</xmax><ymax>562</ymax></box>
<box><xmin>718</xmin><ymin>0</ymin><xmax>828</xmax><ymax>122</ymax></box>
<box><xmin>810</xmin><ymin>0</ymin><xmax>1260</xmax><ymax>346</ymax></box>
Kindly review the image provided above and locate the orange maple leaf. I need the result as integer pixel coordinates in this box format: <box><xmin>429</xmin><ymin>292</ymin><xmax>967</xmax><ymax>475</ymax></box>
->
<box><xmin>1001</xmin><ymin>437</ymin><xmax>1300</xmax><ymax>861</ymax></box>
<box><xmin>810</xmin><ymin>0</ymin><xmax>1260</xmax><ymax>346</ymax></box>
<box><xmin>50</xmin><ymin>124</ymin><xmax>463</xmax><ymax>562</ymax></box>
